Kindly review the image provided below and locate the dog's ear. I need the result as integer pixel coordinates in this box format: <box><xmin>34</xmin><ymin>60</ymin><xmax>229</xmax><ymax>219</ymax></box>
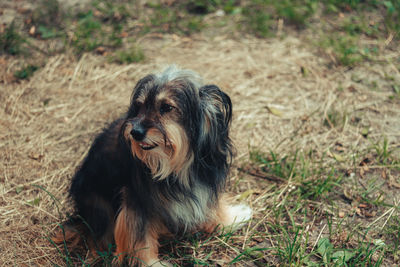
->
<box><xmin>198</xmin><ymin>85</ymin><xmax>233</xmax><ymax>190</ymax></box>
<box><xmin>199</xmin><ymin>85</ymin><xmax>232</xmax><ymax>144</ymax></box>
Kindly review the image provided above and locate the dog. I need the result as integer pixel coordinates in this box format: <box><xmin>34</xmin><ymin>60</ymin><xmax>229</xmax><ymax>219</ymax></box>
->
<box><xmin>56</xmin><ymin>66</ymin><xmax>252</xmax><ymax>266</ymax></box>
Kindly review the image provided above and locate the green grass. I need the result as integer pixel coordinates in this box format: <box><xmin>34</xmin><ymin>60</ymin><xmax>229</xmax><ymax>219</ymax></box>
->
<box><xmin>318</xmin><ymin>34</ymin><xmax>366</xmax><ymax>67</ymax></box>
<box><xmin>242</xmin><ymin>1</ymin><xmax>273</xmax><ymax>38</ymax></box>
<box><xmin>2</xmin><ymin>0</ymin><xmax>399</xmax><ymax>67</ymax></box>
<box><xmin>240</xmin><ymin>0</ymin><xmax>398</xmax><ymax>66</ymax></box>
<box><xmin>274</xmin><ymin>0</ymin><xmax>317</xmax><ymax>27</ymax></box>
<box><xmin>370</xmin><ymin>138</ymin><xmax>398</xmax><ymax>166</ymax></box>
<box><xmin>273</xmin><ymin>224</ymin><xmax>311</xmax><ymax>265</ymax></box>
<box><xmin>92</xmin><ymin>0</ymin><xmax>131</xmax><ymax>23</ymax></box>
<box><xmin>110</xmin><ymin>46</ymin><xmax>145</xmax><ymax>64</ymax></box>
<box><xmin>14</xmin><ymin>65</ymin><xmax>39</xmax><ymax>80</ymax></box>
<box><xmin>0</xmin><ymin>22</ymin><xmax>25</xmax><ymax>55</ymax></box>
<box><xmin>243</xmin><ymin>143</ymin><xmax>400</xmax><ymax>266</ymax></box>
<box><xmin>324</xmin><ymin>108</ymin><xmax>348</xmax><ymax>129</ymax></box>
<box><xmin>143</xmin><ymin>3</ymin><xmax>205</xmax><ymax>35</ymax></box>
<box><xmin>250</xmin><ymin>149</ymin><xmax>342</xmax><ymax>201</ymax></box>
<box><xmin>31</xmin><ymin>0</ymin><xmax>65</xmax><ymax>31</ymax></box>
<box><xmin>70</xmin><ymin>11</ymin><xmax>123</xmax><ymax>55</ymax></box>
<box><xmin>385</xmin><ymin>214</ymin><xmax>400</xmax><ymax>260</ymax></box>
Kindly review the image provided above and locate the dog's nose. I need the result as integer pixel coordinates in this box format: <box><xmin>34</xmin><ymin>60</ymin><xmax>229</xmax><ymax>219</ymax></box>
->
<box><xmin>130</xmin><ymin>125</ymin><xmax>147</xmax><ymax>141</ymax></box>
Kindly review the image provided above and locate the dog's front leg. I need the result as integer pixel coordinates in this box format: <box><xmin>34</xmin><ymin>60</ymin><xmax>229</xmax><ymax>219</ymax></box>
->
<box><xmin>113</xmin><ymin>207</ymin><xmax>171</xmax><ymax>267</ymax></box>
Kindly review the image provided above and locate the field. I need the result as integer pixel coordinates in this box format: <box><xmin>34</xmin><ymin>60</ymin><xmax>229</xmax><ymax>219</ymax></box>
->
<box><xmin>1</xmin><ymin>0</ymin><xmax>400</xmax><ymax>266</ymax></box>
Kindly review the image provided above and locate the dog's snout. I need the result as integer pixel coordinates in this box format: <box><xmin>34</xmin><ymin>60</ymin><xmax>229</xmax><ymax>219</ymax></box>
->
<box><xmin>130</xmin><ymin>124</ymin><xmax>147</xmax><ymax>141</ymax></box>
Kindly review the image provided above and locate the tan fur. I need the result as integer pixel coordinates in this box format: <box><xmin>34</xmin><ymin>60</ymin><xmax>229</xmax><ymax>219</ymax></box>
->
<box><xmin>162</xmin><ymin>122</ymin><xmax>193</xmax><ymax>187</ymax></box>
<box><xmin>114</xmin><ymin>207</ymin><xmax>135</xmax><ymax>263</ymax></box>
<box><xmin>199</xmin><ymin>198</ymin><xmax>231</xmax><ymax>233</ymax></box>
<box><xmin>114</xmin><ymin>207</ymin><xmax>168</xmax><ymax>266</ymax></box>
<box><xmin>124</xmin><ymin>116</ymin><xmax>193</xmax><ymax>186</ymax></box>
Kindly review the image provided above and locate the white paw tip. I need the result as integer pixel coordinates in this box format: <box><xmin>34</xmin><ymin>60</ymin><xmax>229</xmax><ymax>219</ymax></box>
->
<box><xmin>227</xmin><ymin>204</ymin><xmax>252</xmax><ymax>225</ymax></box>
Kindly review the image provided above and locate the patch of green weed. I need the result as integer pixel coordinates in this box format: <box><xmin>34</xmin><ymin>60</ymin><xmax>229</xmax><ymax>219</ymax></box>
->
<box><xmin>250</xmin><ymin>149</ymin><xmax>341</xmax><ymax>201</ymax></box>
<box><xmin>145</xmin><ymin>3</ymin><xmax>205</xmax><ymax>35</ymax></box>
<box><xmin>299</xmin><ymin>170</ymin><xmax>342</xmax><ymax>200</ymax></box>
<box><xmin>318</xmin><ymin>34</ymin><xmax>369</xmax><ymax>66</ymax></box>
<box><xmin>274</xmin><ymin>0</ymin><xmax>317</xmax><ymax>27</ymax></box>
<box><xmin>31</xmin><ymin>0</ymin><xmax>65</xmax><ymax>30</ymax></box>
<box><xmin>383</xmin><ymin>0</ymin><xmax>400</xmax><ymax>34</ymax></box>
<box><xmin>29</xmin><ymin>0</ymin><xmax>67</xmax><ymax>41</ymax></box>
<box><xmin>0</xmin><ymin>22</ymin><xmax>25</xmax><ymax>55</ymax></box>
<box><xmin>341</xmin><ymin>15</ymin><xmax>380</xmax><ymax>37</ymax></box>
<box><xmin>275</xmin><ymin>226</ymin><xmax>310</xmax><ymax>265</ymax></box>
<box><xmin>385</xmin><ymin>214</ymin><xmax>400</xmax><ymax>259</ymax></box>
<box><xmin>242</xmin><ymin>1</ymin><xmax>273</xmax><ymax>38</ymax></box>
<box><xmin>349</xmin><ymin>237</ymin><xmax>385</xmax><ymax>266</ymax></box>
<box><xmin>324</xmin><ymin>108</ymin><xmax>348</xmax><ymax>129</ymax></box>
<box><xmin>71</xmin><ymin>11</ymin><xmax>103</xmax><ymax>54</ymax></box>
<box><xmin>147</xmin><ymin>4</ymin><xmax>180</xmax><ymax>33</ymax></box>
<box><xmin>92</xmin><ymin>0</ymin><xmax>131</xmax><ymax>23</ymax></box>
<box><xmin>242</xmin><ymin>0</ymin><xmax>317</xmax><ymax>37</ymax></box>
<box><xmin>37</xmin><ymin>26</ymin><xmax>62</xmax><ymax>39</ymax></box>
<box><xmin>250</xmin><ymin>150</ymin><xmax>296</xmax><ymax>179</ymax></box>
<box><xmin>184</xmin><ymin>17</ymin><xmax>205</xmax><ymax>33</ymax></box>
<box><xmin>370</xmin><ymin>138</ymin><xmax>399</xmax><ymax>166</ymax></box>
<box><xmin>322</xmin><ymin>0</ymin><xmax>376</xmax><ymax>13</ymax></box>
<box><xmin>316</xmin><ymin>237</ymin><xmax>356</xmax><ymax>265</ymax></box>
<box><xmin>70</xmin><ymin>10</ymin><xmax>123</xmax><ymax>55</ymax></box>
<box><xmin>14</xmin><ymin>65</ymin><xmax>39</xmax><ymax>80</ymax></box>
<box><xmin>186</xmin><ymin>0</ymin><xmax>220</xmax><ymax>14</ymax></box>
<box><xmin>321</xmin><ymin>0</ymin><xmax>400</xmax><ymax>37</ymax></box>
<box><xmin>111</xmin><ymin>46</ymin><xmax>145</xmax><ymax>64</ymax></box>
<box><xmin>186</xmin><ymin>0</ymin><xmax>240</xmax><ymax>14</ymax></box>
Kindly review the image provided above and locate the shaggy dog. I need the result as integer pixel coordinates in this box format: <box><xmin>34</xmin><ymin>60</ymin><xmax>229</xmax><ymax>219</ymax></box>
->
<box><xmin>56</xmin><ymin>66</ymin><xmax>252</xmax><ymax>266</ymax></box>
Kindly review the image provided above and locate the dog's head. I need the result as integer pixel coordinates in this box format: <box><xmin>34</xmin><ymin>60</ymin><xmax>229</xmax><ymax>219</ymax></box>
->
<box><xmin>121</xmin><ymin>66</ymin><xmax>232</xmax><ymax>186</ymax></box>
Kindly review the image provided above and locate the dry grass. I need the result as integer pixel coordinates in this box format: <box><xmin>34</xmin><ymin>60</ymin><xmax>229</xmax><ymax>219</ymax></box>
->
<box><xmin>1</xmin><ymin>32</ymin><xmax>400</xmax><ymax>266</ymax></box>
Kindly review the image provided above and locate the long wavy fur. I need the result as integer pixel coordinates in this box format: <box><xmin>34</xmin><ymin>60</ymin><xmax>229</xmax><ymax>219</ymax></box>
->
<box><xmin>54</xmin><ymin>66</ymin><xmax>234</xmax><ymax>265</ymax></box>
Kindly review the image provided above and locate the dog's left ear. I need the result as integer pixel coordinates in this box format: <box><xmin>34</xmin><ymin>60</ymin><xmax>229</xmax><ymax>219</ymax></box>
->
<box><xmin>199</xmin><ymin>85</ymin><xmax>232</xmax><ymax>143</ymax></box>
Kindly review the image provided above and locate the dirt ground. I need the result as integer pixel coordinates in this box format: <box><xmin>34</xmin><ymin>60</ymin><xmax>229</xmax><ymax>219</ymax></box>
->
<box><xmin>1</xmin><ymin>1</ymin><xmax>400</xmax><ymax>266</ymax></box>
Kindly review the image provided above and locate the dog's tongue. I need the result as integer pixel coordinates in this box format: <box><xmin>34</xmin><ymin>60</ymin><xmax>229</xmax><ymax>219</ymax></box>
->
<box><xmin>139</xmin><ymin>141</ymin><xmax>157</xmax><ymax>150</ymax></box>
<box><xmin>139</xmin><ymin>142</ymin><xmax>152</xmax><ymax>148</ymax></box>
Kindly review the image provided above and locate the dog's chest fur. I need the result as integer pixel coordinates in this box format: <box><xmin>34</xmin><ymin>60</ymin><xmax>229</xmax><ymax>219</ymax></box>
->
<box><xmin>162</xmin><ymin>182</ymin><xmax>212</xmax><ymax>232</ymax></box>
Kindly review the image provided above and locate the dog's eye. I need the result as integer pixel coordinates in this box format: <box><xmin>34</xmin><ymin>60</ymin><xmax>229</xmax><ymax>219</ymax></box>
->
<box><xmin>160</xmin><ymin>103</ymin><xmax>173</xmax><ymax>115</ymax></box>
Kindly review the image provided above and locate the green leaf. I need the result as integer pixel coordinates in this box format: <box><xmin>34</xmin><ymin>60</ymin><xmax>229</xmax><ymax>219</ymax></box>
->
<box><xmin>38</xmin><ymin>26</ymin><xmax>58</xmax><ymax>39</ymax></box>
<box><xmin>306</xmin><ymin>261</ymin><xmax>319</xmax><ymax>267</ymax></box>
<box><xmin>331</xmin><ymin>152</ymin><xmax>345</xmax><ymax>162</ymax></box>
<box><xmin>373</xmin><ymin>239</ymin><xmax>386</xmax><ymax>247</ymax></box>
<box><xmin>16</xmin><ymin>186</ymin><xmax>23</xmax><ymax>194</ymax></box>
<box><xmin>361</xmin><ymin>127</ymin><xmax>369</xmax><ymax>137</ymax></box>
<box><xmin>383</xmin><ymin>1</ymin><xmax>395</xmax><ymax>13</ymax></box>
<box><xmin>317</xmin><ymin>237</ymin><xmax>333</xmax><ymax>264</ymax></box>
<box><xmin>332</xmin><ymin>250</ymin><xmax>355</xmax><ymax>263</ymax></box>
<box><xmin>239</xmin><ymin>189</ymin><xmax>254</xmax><ymax>200</ymax></box>
<box><xmin>393</xmin><ymin>85</ymin><xmax>400</xmax><ymax>94</ymax></box>
<box><xmin>265</xmin><ymin>106</ymin><xmax>283</xmax><ymax>117</ymax></box>
<box><xmin>27</xmin><ymin>197</ymin><xmax>41</xmax><ymax>206</ymax></box>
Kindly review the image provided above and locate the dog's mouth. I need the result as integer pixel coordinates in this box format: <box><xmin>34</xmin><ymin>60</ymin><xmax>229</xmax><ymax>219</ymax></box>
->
<box><xmin>138</xmin><ymin>141</ymin><xmax>158</xmax><ymax>150</ymax></box>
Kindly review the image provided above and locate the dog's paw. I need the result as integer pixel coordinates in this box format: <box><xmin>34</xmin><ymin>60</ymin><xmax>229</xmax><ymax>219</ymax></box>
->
<box><xmin>224</xmin><ymin>204</ymin><xmax>252</xmax><ymax>230</ymax></box>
